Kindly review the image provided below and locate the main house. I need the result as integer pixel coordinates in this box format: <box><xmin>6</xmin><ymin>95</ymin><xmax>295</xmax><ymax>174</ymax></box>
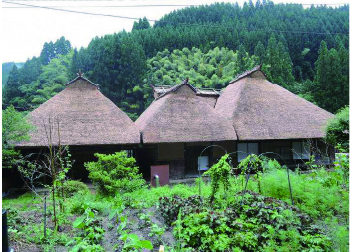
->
<box><xmin>17</xmin><ymin>72</ymin><xmax>140</xmax><ymax>179</ymax></box>
<box><xmin>17</xmin><ymin>66</ymin><xmax>334</xmax><ymax>180</ymax></box>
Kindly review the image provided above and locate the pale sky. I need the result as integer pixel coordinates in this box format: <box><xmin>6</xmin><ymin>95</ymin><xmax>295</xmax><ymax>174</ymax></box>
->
<box><xmin>1</xmin><ymin>0</ymin><xmax>348</xmax><ymax>63</ymax></box>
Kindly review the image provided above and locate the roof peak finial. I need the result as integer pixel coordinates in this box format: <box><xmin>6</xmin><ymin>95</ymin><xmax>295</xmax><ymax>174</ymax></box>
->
<box><xmin>77</xmin><ymin>69</ymin><xmax>84</xmax><ymax>77</ymax></box>
<box><xmin>182</xmin><ymin>77</ymin><xmax>189</xmax><ymax>85</ymax></box>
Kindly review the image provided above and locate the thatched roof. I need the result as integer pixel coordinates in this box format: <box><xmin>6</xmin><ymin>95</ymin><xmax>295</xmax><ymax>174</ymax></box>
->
<box><xmin>152</xmin><ymin>84</ymin><xmax>221</xmax><ymax>99</ymax></box>
<box><xmin>215</xmin><ymin>66</ymin><xmax>334</xmax><ymax>140</ymax></box>
<box><xmin>136</xmin><ymin>81</ymin><xmax>237</xmax><ymax>143</ymax></box>
<box><xmin>19</xmin><ymin>75</ymin><xmax>140</xmax><ymax>147</ymax></box>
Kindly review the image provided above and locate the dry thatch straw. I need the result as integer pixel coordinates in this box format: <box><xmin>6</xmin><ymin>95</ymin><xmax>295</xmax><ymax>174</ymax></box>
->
<box><xmin>136</xmin><ymin>81</ymin><xmax>237</xmax><ymax>144</ymax></box>
<box><xmin>215</xmin><ymin>66</ymin><xmax>334</xmax><ymax>140</ymax></box>
<box><xmin>18</xmin><ymin>76</ymin><xmax>140</xmax><ymax>147</ymax></box>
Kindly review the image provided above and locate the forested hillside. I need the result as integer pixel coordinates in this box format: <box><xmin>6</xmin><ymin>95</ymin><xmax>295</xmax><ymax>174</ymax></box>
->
<box><xmin>3</xmin><ymin>1</ymin><xmax>349</xmax><ymax>119</ymax></box>
<box><xmin>2</xmin><ymin>62</ymin><xmax>24</xmax><ymax>86</ymax></box>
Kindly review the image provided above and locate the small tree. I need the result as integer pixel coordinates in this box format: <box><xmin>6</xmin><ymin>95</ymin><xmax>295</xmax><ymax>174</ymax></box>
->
<box><xmin>85</xmin><ymin>151</ymin><xmax>146</xmax><ymax>196</ymax></box>
<box><xmin>17</xmin><ymin>117</ymin><xmax>72</xmax><ymax>231</ymax></box>
<box><xmin>40</xmin><ymin>118</ymin><xmax>72</xmax><ymax>228</ymax></box>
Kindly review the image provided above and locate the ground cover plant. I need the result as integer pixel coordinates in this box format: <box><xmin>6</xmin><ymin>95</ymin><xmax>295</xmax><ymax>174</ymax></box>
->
<box><xmin>3</xmin><ymin>152</ymin><xmax>349</xmax><ymax>251</ymax></box>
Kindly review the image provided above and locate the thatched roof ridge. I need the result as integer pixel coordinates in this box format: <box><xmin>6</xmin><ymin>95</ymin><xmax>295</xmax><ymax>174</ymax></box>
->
<box><xmin>216</xmin><ymin>71</ymin><xmax>334</xmax><ymax>140</ymax></box>
<box><xmin>155</xmin><ymin>78</ymin><xmax>196</xmax><ymax>100</ymax></box>
<box><xmin>19</xmin><ymin>77</ymin><xmax>140</xmax><ymax>147</ymax></box>
<box><xmin>66</xmin><ymin>74</ymin><xmax>99</xmax><ymax>89</ymax></box>
<box><xmin>152</xmin><ymin>79</ymin><xmax>221</xmax><ymax>100</ymax></box>
<box><xmin>229</xmin><ymin>64</ymin><xmax>266</xmax><ymax>84</ymax></box>
<box><xmin>136</xmin><ymin>84</ymin><xmax>237</xmax><ymax>143</ymax></box>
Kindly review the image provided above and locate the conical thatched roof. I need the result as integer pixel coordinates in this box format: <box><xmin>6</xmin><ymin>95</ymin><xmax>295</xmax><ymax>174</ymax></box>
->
<box><xmin>136</xmin><ymin>81</ymin><xmax>237</xmax><ymax>144</ymax></box>
<box><xmin>215</xmin><ymin>66</ymin><xmax>334</xmax><ymax>140</ymax></box>
<box><xmin>19</xmin><ymin>75</ymin><xmax>140</xmax><ymax>147</ymax></box>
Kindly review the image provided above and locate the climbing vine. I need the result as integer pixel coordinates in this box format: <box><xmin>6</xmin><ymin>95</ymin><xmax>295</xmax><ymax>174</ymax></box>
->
<box><xmin>238</xmin><ymin>154</ymin><xmax>265</xmax><ymax>193</ymax></box>
<box><xmin>203</xmin><ymin>154</ymin><xmax>232</xmax><ymax>203</ymax></box>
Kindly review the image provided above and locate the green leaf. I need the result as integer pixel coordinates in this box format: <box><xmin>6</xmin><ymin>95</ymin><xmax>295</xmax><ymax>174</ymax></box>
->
<box><xmin>73</xmin><ymin>216</ymin><xmax>85</xmax><ymax>229</ymax></box>
<box><xmin>109</xmin><ymin>208</ymin><xmax>119</xmax><ymax>220</ymax></box>
<box><xmin>128</xmin><ymin>233</ymin><xmax>139</xmax><ymax>243</ymax></box>
<box><xmin>139</xmin><ymin>240</ymin><xmax>153</xmax><ymax>250</ymax></box>
<box><xmin>88</xmin><ymin>210</ymin><xmax>95</xmax><ymax>218</ymax></box>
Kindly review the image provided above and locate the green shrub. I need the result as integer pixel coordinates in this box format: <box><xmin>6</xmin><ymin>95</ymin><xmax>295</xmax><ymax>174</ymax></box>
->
<box><xmin>63</xmin><ymin>180</ymin><xmax>89</xmax><ymax>197</ymax></box>
<box><xmin>325</xmin><ymin>106</ymin><xmax>349</xmax><ymax>152</ymax></box>
<box><xmin>85</xmin><ymin>151</ymin><xmax>146</xmax><ymax>196</ymax></box>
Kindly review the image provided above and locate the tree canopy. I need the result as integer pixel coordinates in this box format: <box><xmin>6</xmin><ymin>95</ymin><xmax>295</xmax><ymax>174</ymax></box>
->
<box><xmin>2</xmin><ymin>106</ymin><xmax>33</xmax><ymax>169</ymax></box>
<box><xmin>3</xmin><ymin>2</ymin><xmax>349</xmax><ymax>117</ymax></box>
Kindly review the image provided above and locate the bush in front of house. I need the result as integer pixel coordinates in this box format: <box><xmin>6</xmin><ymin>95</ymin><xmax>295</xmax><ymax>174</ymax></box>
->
<box><xmin>325</xmin><ymin>106</ymin><xmax>349</xmax><ymax>152</ymax></box>
<box><xmin>63</xmin><ymin>180</ymin><xmax>90</xmax><ymax>197</ymax></box>
<box><xmin>85</xmin><ymin>151</ymin><xmax>146</xmax><ymax>196</ymax></box>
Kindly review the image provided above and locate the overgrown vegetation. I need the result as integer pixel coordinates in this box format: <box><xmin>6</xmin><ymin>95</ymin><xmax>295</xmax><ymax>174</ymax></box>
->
<box><xmin>4</xmin><ymin>152</ymin><xmax>348</xmax><ymax>251</ymax></box>
<box><xmin>325</xmin><ymin>106</ymin><xmax>349</xmax><ymax>152</ymax></box>
<box><xmin>2</xmin><ymin>105</ymin><xmax>32</xmax><ymax>169</ymax></box>
<box><xmin>62</xmin><ymin>180</ymin><xmax>90</xmax><ymax>197</ymax></box>
<box><xmin>172</xmin><ymin>191</ymin><xmax>332</xmax><ymax>251</ymax></box>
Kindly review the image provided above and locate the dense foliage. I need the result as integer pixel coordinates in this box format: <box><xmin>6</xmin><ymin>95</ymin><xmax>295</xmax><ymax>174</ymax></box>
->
<box><xmin>85</xmin><ymin>151</ymin><xmax>146</xmax><ymax>195</ymax></box>
<box><xmin>325</xmin><ymin>106</ymin><xmax>349</xmax><ymax>152</ymax></box>
<box><xmin>63</xmin><ymin>180</ymin><xmax>90</xmax><ymax>197</ymax></box>
<box><xmin>2</xmin><ymin>105</ymin><xmax>32</xmax><ymax>169</ymax></box>
<box><xmin>18</xmin><ymin>51</ymin><xmax>74</xmax><ymax>110</ymax></box>
<box><xmin>147</xmin><ymin>47</ymin><xmax>258</xmax><ymax>88</ymax></box>
<box><xmin>159</xmin><ymin>195</ymin><xmax>202</xmax><ymax>226</ymax></box>
<box><xmin>169</xmin><ymin>191</ymin><xmax>332</xmax><ymax>251</ymax></box>
<box><xmin>3</xmin><ymin>1</ymin><xmax>348</xmax><ymax>117</ymax></box>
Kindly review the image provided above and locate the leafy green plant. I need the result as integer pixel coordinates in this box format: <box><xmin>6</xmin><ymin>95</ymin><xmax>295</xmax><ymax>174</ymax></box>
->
<box><xmin>63</xmin><ymin>180</ymin><xmax>90</xmax><ymax>197</ymax></box>
<box><xmin>71</xmin><ymin>201</ymin><xmax>101</xmax><ymax>215</ymax></box>
<box><xmin>85</xmin><ymin>151</ymin><xmax>146</xmax><ymax>196</ymax></box>
<box><xmin>324</xmin><ymin>217</ymin><xmax>349</xmax><ymax>251</ymax></box>
<box><xmin>238</xmin><ymin>154</ymin><xmax>266</xmax><ymax>193</ymax></box>
<box><xmin>159</xmin><ymin>195</ymin><xmax>202</xmax><ymax>226</ymax></box>
<box><xmin>173</xmin><ymin>190</ymin><xmax>332</xmax><ymax>251</ymax></box>
<box><xmin>334</xmin><ymin>144</ymin><xmax>349</xmax><ymax>186</ymax></box>
<box><xmin>148</xmin><ymin>224</ymin><xmax>165</xmax><ymax>245</ymax></box>
<box><xmin>119</xmin><ymin>233</ymin><xmax>153</xmax><ymax>251</ymax></box>
<box><xmin>203</xmin><ymin>154</ymin><xmax>232</xmax><ymax>202</ymax></box>
<box><xmin>139</xmin><ymin>212</ymin><xmax>152</xmax><ymax>228</ymax></box>
<box><xmin>70</xmin><ymin>207</ymin><xmax>105</xmax><ymax>251</ymax></box>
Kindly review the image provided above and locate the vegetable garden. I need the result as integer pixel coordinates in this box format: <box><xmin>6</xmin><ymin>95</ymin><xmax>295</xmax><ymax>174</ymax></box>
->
<box><xmin>3</xmin><ymin>151</ymin><xmax>349</xmax><ymax>252</ymax></box>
